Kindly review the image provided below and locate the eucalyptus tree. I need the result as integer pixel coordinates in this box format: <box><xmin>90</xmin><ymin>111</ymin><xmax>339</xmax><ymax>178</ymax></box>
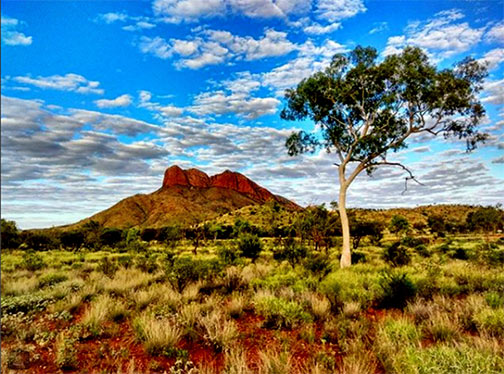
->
<box><xmin>281</xmin><ymin>46</ymin><xmax>487</xmax><ymax>268</ymax></box>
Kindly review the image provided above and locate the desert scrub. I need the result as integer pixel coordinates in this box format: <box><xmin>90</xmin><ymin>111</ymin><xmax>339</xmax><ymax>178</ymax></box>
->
<box><xmin>258</xmin><ymin>349</ymin><xmax>291</xmax><ymax>374</ymax></box>
<box><xmin>474</xmin><ymin>308</ymin><xmax>504</xmax><ymax>337</ymax></box>
<box><xmin>2</xmin><ymin>276</ymin><xmax>38</xmax><ymax>296</ymax></box>
<box><xmin>37</xmin><ymin>272</ymin><xmax>68</xmax><ymax>288</ymax></box>
<box><xmin>82</xmin><ymin>294</ymin><xmax>128</xmax><ymax>335</ymax></box>
<box><xmin>374</xmin><ymin>317</ymin><xmax>422</xmax><ymax>372</ymax></box>
<box><xmin>200</xmin><ymin>310</ymin><xmax>238</xmax><ymax>351</ymax></box>
<box><xmin>402</xmin><ymin>343</ymin><xmax>504</xmax><ymax>374</ymax></box>
<box><xmin>103</xmin><ymin>267</ymin><xmax>154</xmax><ymax>295</ymax></box>
<box><xmin>55</xmin><ymin>333</ymin><xmax>78</xmax><ymax>370</ymax></box>
<box><xmin>423</xmin><ymin>311</ymin><xmax>460</xmax><ymax>342</ymax></box>
<box><xmin>377</xmin><ymin>270</ymin><xmax>417</xmax><ymax>309</ymax></box>
<box><xmin>254</xmin><ymin>295</ymin><xmax>312</xmax><ymax>329</ymax></box>
<box><xmin>225</xmin><ymin>294</ymin><xmax>246</xmax><ymax>318</ymax></box>
<box><xmin>133</xmin><ymin>314</ymin><xmax>182</xmax><ymax>355</ymax></box>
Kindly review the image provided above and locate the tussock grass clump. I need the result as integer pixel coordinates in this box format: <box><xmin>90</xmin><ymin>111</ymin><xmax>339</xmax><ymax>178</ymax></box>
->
<box><xmin>103</xmin><ymin>268</ymin><xmax>154</xmax><ymax>295</ymax></box>
<box><xmin>377</xmin><ymin>271</ymin><xmax>417</xmax><ymax>309</ymax></box>
<box><xmin>226</xmin><ymin>294</ymin><xmax>246</xmax><ymax>318</ymax></box>
<box><xmin>200</xmin><ymin>310</ymin><xmax>238</xmax><ymax>352</ymax></box>
<box><xmin>82</xmin><ymin>294</ymin><xmax>127</xmax><ymax>334</ymax></box>
<box><xmin>423</xmin><ymin>311</ymin><xmax>460</xmax><ymax>342</ymax></box>
<box><xmin>2</xmin><ymin>276</ymin><xmax>39</xmax><ymax>296</ymax></box>
<box><xmin>133</xmin><ymin>314</ymin><xmax>181</xmax><ymax>355</ymax></box>
<box><xmin>308</xmin><ymin>293</ymin><xmax>331</xmax><ymax>321</ymax></box>
<box><xmin>474</xmin><ymin>308</ymin><xmax>504</xmax><ymax>337</ymax></box>
<box><xmin>258</xmin><ymin>349</ymin><xmax>291</xmax><ymax>374</ymax></box>
<box><xmin>38</xmin><ymin>272</ymin><xmax>68</xmax><ymax>288</ymax></box>
<box><xmin>223</xmin><ymin>347</ymin><xmax>250</xmax><ymax>374</ymax></box>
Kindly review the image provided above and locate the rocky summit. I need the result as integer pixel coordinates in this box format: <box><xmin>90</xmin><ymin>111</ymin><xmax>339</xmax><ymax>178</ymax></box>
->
<box><xmin>65</xmin><ymin>165</ymin><xmax>300</xmax><ymax>229</ymax></box>
<box><xmin>162</xmin><ymin>165</ymin><xmax>277</xmax><ymax>203</ymax></box>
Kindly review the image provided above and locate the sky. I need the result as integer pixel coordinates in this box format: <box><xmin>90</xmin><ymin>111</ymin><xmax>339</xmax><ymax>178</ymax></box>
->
<box><xmin>1</xmin><ymin>0</ymin><xmax>503</xmax><ymax>229</ymax></box>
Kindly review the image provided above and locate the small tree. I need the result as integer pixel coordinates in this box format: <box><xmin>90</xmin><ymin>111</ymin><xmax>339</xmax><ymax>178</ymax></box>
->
<box><xmin>389</xmin><ymin>215</ymin><xmax>410</xmax><ymax>237</ymax></box>
<box><xmin>281</xmin><ymin>46</ymin><xmax>487</xmax><ymax>267</ymax></box>
<box><xmin>60</xmin><ymin>231</ymin><xmax>85</xmax><ymax>250</ymax></box>
<box><xmin>1</xmin><ymin>219</ymin><xmax>21</xmax><ymax>249</ymax></box>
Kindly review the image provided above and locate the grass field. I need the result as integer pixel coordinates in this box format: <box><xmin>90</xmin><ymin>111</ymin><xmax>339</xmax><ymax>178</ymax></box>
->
<box><xmin>1</xmin><ymin>234</ymin><xmax>504</xmax><ymax>373</ymax></box>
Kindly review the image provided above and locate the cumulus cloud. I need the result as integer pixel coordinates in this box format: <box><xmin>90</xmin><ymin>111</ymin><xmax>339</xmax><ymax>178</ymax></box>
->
<box><xmin>383</xmin><ymin>9</ymin><xmax>484</xmax><ymax>59</ymax></box>
<box><xmin>481</xmin><ymin>79</ymin><xmax>504</xmax><ymax>105</ymax></box>
<box><xmin>13</xmin><ymin>73</ymin><xmax>104</xmax><ymax>94</ymax></box>
<box><xmin>1</xmin><ymin>15</ymin><xmax>32</xmax><ymax>46</ymax></box>
<box><xmin>479</xmin><ymin>48</ymin><xmax>504</xmax><ymax>70</ymax></box>
<box><xmin>95</xmin><ymin>12</ymin><xmax>129</xmax><ymax>24</ymax></box>
<box><xmin>139</xmin><ymin>28</ymin><xmax>296</xmax><ymax>68</ymax></box>
<box><xmin>485</xmin><ymin>21</ymin><xmax>504</xmax><ymax>44</ymax></box>
<box><xmin>152</xmin><ymin>0</ymin><xmax>361</xmax><ymax>23</ymax></box>
<box><xmin>94</xmin><ymin>94</ymin><xmax>133</xmax><ymax>108</ymax></box>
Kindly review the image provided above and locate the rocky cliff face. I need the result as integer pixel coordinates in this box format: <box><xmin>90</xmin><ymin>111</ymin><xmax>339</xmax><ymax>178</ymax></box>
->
<box><xmin>162</xmin><ymin>165</ymin><xmax>279</xmax><ymax>203</ymax></box>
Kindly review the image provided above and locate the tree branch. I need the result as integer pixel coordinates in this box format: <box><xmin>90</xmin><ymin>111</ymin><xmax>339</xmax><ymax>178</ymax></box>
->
<box><xmin>369</xmin><ymin>161</ymin><xmax>425</xmax><ymax>194</ymax></box>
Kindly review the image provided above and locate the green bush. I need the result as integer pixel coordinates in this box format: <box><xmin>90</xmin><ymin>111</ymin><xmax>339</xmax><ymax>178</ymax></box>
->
<box><xmin>97</xmin><ymin>256</ymin><xmax>118</xmax><ymax>278</ymax></box>
<box><xmin>401</xmin><ymin>236</ymin><xmax>425</xmax><ymax>248</ymax></box>
<box><xmin>167</xmin><ymin>256</ymin><xmax>221</xmax><ymax>292</ymax></box>
<box><xmin>217</xmin><ymin>243</ymin><xmax>242</xmax><ymax>265</ymax></box>
<box><xmin>474</xmin><ymin>308</ymin><xmax>504</xmax><ymax>337</ymax></box>
<box><xmin>1</xmin><ymin>293</ymin><xmax>56</xmax><ymax>315</ymax></box>
<box><xmin>449</xmin><ymin>247</ymin><xmax>469</xmax><ymax>260</ymax></box>
<box><xmin>377</xmin><ymin>271</ymin><xmax>417</xmax><ymax>309</ymax></box>
<box><xmin>304</xmin><ymin>253</ymin><xmax>332</xmax><ymax>280</ymax></box>
<box><xmin>273</xmin><ymin>236</ymin><xmax>307</xmax><ymax>267</ymax></box>
<box><xmin>255</xmin><ymin>296</ymin><xmax>312</xmax><ymax>329</ymax></box>
<box><xmin>22</xmin><ymin>250</ymin><xmax>46</xmax><ymax>271</ymax></box>
<box><xmin>38</xmin><ymin>272</ymin><xmax>68</xmax><ymax>288</ymax></box>
<box><xmin>414</xmin><ymin>244</ymin><xmax>431</xmax><ymax>257</ymax></box>
<box><xmin>319</xmin><ymin>276</ymin><xmax>343</xmax><ymax>312</ymax></box>
<box><xmin>486</xmin><ymin>292</ymin><xmax>504</xmax><ymax>309</ymax></box>
<box><xmin>135</xmin><ymin>253</ymin><xmax>159</xmax><ymax>273</ymax></box>
<box><xmin>237</xmin><ymin>233</ymin><xmax>263</xmax><ymax>261</ymax></box>
<box><xmin>382</xmin><ymin>242</ymin><xmax>411</xmax><ymax>266</ymax></box>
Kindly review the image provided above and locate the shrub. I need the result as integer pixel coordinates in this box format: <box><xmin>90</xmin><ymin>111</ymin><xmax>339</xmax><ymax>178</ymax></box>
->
<box><xmin>22</xmin><ymin>250</ymin><xmax>46</xmax><ymax>271</ymax></box>
<box><xmin>414</xmin><ymin>244</ymin><xmax>431</xmax><ymax>257</ymax></box>
<box><xmin>319</xmin><ymin>277</ymin><xmax>343</xmax><ymax>313</ymax></box>
<box><xmin>401</xmin><ymin>236</ymin><xmax>425</xmax><ymax>248</ymax></box>
<box><xmin>449</xmin><ymin>247</ymin><xmax>469</xmax><ymax>260</ymax></box>
<box><xmin>1</xmin><ymin>219</ymin><xmax>21</xmax><ymax>249</ymax></box>
<box><xmin>304</xmin><ymin>253</ymin><xmax>332</xmax><ymax>280</ymax></box>
<box><xmin>255</xmin><ymin>296</ymin><xmax>312</xmax><ymax>329</ymax></box>
<box><xmin>167</xmin><ymin>256</ymin><xmax>221</xmax><ymax>292</ymax></box>
<box><xmin>474</xmin><ymin>308</ymin><xmax>504</xmax><ymax>337</ymax></box>
<box><xmin>217</xmin><ymin>243</ymin><xmax>242</xmax><ymax>265</ymax></box>
<box><xmin>377</xmin><ymin>271</ymin><xmax>417</xmax><ymax>309</ymax></box>
<box><xmin>485</xmin><ymin>292</ymin><xmax>504</xmax><ymax>309</ymax></box>
<box><xmin>97</xmin><ymin>256</ymin><xmax>118</xmax><ymax>278</ymax></box>
<box><xmin>273</xmin><ymin>236</ymin><xmax>307</xmax><ymax>267</ymax></box>
<box><xmin>55</xmin><ymin>333</ymin><xmax>77</xmax><ymax>370</ymax></box>
<box><xmin>351</xmin><ymin>251</ymin><xmax>367</xmax><ymax>264</ymax></box>
<box><xmin>1</xmin><ymin>293</ymin><xmax>55</xmax><ymax>315</ymax></box>
<box><xmin>60</xmin><ymin>231</ymin><xmax>85</xmax><ymax>250</ymax></box>
<box><xmin>237</xmin><ymin>233</ymin><xmax>263</xmax><ymax>262</ymax></box>
<box><xmin>38</xmin><ymin>272</ymin><xmax>68</xmax><ymax>288</ymax></box>
<box><xmin>382</xmin><ymin>242</ymin><xmax>411</xmax><ymax>266</ymax></box>
<box><xmin>135</xmin><ymin>253</ymin><xmax>159</xmax><ymax>273</ymax></box>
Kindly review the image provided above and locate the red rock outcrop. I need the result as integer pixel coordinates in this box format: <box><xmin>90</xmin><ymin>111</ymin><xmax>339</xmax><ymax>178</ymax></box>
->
<box><xmin>162</xmin><ymin>165</ymin><xmax>278</xmax><ymax>203</ymax></box>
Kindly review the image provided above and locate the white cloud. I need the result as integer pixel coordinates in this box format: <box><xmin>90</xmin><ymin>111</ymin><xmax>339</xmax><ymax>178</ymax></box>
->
<box><xmin>1</xmin><ymin>15</ymin><xmax>32</xmax><ymax>46</ymax></box>
<box><xmin>13</xmin><ymin>73</ymin><xmax>104</xmax><ymax>94</ymax></box>
<box><xmin>315</xmin><ymin>0</ymin><xmax>366</xmax><ymax>22</ymax></box>
<box><xmin>479</xmin><ymin>48</ymin><xmax>504</xmax><ymax>70</ymax></box>
<box><xmin>122</xmin><ymin>21</ymin><xmax>156</xmax><ymax>31</ymax></box>
<box><xmin>485</xmin><ymin>21</ymin><xmax>504</xmax><ymax>44</ymax></box>
<box><xmin>94</xmin><ymin>94</ymin><xmax>133</xmax><ymax>108</ymax></box>
<box><xmin>303</xmin><ymin>21</ymin><xmax>341</xmax><ymax>35</ymax></box>
<box><xmin>160</xmin><ymin>105</ymin><xmax>184</xmax><ymax>117</ymax></box>
<box><xmin>140</xmin><ymin>28</ymin><xmax>297</xmax><ymax>69</ymax></box>
<box><xmin>369</xmin><ymin>21</ymin><xmax>388</xmax><ymax>34</ymax></box>
<box><xmin>481</xmin><ymin>79</ymin><xmax>504</xmax><ymax>105</ymax></box>
<box><xmin>190</xmin><ymin>91</ymin><xmax>280</xmax><ymax>119</ymax></box>
<box><xmin>95</xmin><ymin>12</ymin><xmax>128</xmax><ymax>24</ymax></box>
<box><xmin>152</xmin><ymin>0</ymin><xmax>363</xmax><ymax>23</ymax></box>
<box><xmin>383</xmin><ymin>9</ymin><xmax>484</xmax><ymax>59</ymax></box>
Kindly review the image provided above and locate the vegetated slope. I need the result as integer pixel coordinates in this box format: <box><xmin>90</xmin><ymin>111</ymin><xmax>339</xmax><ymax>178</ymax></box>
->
<box><xmin>65</xmin><ymin>166</ymin><xmax>301</xmax><ymax>229</ymax></box>
<box><xmin>212</xmin><ymin>203</ymin><xmax>484</xmax><ymax>231</ymax></box>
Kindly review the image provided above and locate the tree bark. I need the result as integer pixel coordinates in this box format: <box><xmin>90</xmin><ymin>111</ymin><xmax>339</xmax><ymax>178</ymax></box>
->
<box><xmin>339</xmin><ymin>179</ymin><xmax>351</xmax><ymax>268</ymax></box>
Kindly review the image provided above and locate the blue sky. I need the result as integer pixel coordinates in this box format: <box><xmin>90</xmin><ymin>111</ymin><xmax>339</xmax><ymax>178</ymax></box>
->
<box><xmin>1</xmin><ymin>0</ymin><xmax>503</xmax><ymax>229</ymax></box>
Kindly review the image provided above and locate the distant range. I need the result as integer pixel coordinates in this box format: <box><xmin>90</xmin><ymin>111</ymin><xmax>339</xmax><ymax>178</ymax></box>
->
<box><xmin>63</xmin><ymin>165</ymin><xmax>301</xmax><ymax>229</ymax></box>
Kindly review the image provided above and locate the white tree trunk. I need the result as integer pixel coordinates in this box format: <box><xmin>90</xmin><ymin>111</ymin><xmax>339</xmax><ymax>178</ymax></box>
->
<box><xmin>339</xmin><ymin>183</ymin><xmax>351</xmax><ymax>268</ymax></box>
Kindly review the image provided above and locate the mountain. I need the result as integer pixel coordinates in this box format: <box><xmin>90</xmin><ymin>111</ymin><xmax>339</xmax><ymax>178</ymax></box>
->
<box><xmin>66</xmin><ymin>166</ymin><xmax>301</xmax><ymax>229</ymax></box>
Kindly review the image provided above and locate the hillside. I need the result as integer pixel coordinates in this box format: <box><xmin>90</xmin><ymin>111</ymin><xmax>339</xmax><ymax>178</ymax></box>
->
<box><xmin>64</xmin><ymin>166</ymin><xmax>300</xmax><ymax>229</ymax></box>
